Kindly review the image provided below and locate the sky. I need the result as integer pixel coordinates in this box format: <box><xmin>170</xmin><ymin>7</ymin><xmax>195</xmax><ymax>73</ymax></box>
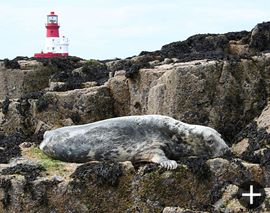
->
<box><xmin>1</xmin><ymin>0</ymin><xmax>270</xmax><ymax>60</ymax></box>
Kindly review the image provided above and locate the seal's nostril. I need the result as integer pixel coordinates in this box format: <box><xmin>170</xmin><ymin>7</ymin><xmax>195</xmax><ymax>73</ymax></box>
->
<box><xmin>221</xmin><ymin>147</ymin><xmax>232</xmax><ymax>158</ymax></box>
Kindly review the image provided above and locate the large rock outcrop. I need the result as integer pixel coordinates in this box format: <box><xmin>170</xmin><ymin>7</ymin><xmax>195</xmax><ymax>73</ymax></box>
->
<box><xmin>0</xmin><ymin>61</ymin><xmax>55</xmax><ymax>100</ymax></box>
<box><xmin>108</xmin><ymin>55</ymin><xmax>269</xmax><ymax>142</ymax></box>
<box><xmin>0</xmin><ymin>148</ymin><xmax>269</xmax><ymax>212</ymax></box>
<box><xmin>1</xmin><ymin>22</ymin><xmax>270</xmax><ymax>212</ymax></box>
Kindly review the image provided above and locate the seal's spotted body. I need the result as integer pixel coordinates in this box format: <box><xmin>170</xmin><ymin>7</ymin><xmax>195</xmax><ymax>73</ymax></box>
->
<box><xmin>40</xmin><ymin>115</ymin><xmax>229</xmax><ymax>170</ymax></box>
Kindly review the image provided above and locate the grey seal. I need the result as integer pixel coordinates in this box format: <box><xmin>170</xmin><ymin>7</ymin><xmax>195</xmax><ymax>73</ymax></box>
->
<box><xmin>39</xmin><ymin>115</ymin><xmax>229</xmax><ymax>170</ymax></box>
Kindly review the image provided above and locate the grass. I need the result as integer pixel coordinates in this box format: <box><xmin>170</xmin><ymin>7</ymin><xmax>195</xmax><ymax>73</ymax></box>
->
<box><xmin>23</xmin><ymin>146</ymin><xmax>62</xmax><ymax>173</ymax></box>
<box><xmin>22</xmin><ymin>146</ymin><xmax>80</xmax><ymax>179</ymax></box>
<box><xmin>85</xmin><ymin>59</ymin><xmax>99</xmax><ymax>65</ymax></box>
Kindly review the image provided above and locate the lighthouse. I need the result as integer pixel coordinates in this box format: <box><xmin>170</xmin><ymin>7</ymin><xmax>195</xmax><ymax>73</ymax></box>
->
<box><xmin>34</xmin><ymin>11</ymin><xmax>69</xmax><ymax>58</ymax></box>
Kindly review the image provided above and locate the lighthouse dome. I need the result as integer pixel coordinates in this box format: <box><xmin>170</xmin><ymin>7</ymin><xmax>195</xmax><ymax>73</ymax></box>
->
<box><xmin>47</xmin><ymin>11</ymin><xmax>58</xmax><ymax>24</ymax></box>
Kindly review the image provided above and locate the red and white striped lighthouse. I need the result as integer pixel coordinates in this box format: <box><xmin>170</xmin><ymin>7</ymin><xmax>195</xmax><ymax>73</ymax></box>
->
<box><xmin>34</xmin><ymin>11</ymin><xmax>69</xmax><ymax>58</ymax></box>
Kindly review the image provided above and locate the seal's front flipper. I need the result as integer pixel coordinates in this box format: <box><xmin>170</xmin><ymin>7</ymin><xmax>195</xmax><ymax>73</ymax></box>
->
<box><xmin>151</xmin><ymin>154</ymin><xmax>178</xmax><ymax>170</ymax></box>
<box><xmin>136</xmin><ymin>149</ymin><xmax>178</xmax><ymax>170</ymax></box>
<box><xmin>158</xmin><ymin>159</ymin><xmax>178</xmax><ymax>170</ymax></box>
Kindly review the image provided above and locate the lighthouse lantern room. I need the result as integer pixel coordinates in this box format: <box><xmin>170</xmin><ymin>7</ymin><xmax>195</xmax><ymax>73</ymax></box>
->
<box><xmin>34</xmin><ymin>11</ymin><xmax>69</xmax><ymax>58</ymax></box>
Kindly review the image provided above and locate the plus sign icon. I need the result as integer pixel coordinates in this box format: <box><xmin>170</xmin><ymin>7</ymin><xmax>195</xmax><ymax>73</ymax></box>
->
<box><xmin>237</xmin><ymin>181</ymin><xmax>266</xmax><ymax>209</ymax></box>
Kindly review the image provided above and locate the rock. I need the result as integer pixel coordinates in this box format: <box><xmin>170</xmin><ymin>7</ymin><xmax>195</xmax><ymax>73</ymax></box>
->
<box><xmin>158</xmin><ymin>32</ymin><xmax>250</xmax><ymax>61</ymax></box>
<box><xmin>261</xmin><ymin>149</ymin><xmax>270</xmax><ymax>185</ymax></box>
<box><xmin>0</xmin><ymin>163</ymin><xmax>45</xmax><ymax>181</ymax></box>
<box><xmin>34</xmin><ymin>56</ymin><xmax>82</xmax><ymax>72</ymax></box>
<box><xmin>105</xmin><ymin>57</ymin><xmax>153</xmax><ymax>78</ymax></box>
<box><xmin>107</xmin><ymin>74</ymin><xmax>130</xmax><ymax>116</ymax></box>
<box><xmin>48</xmin><ymin>82</ymin><xmax>66</xmax><ymax>91</ymax></box>
<box><xmin>225</xmin><ymin>198</ymin><xmax>247</xmax><ymax>213</ymax></box>
<box><xmin>233</xmin><ymin>119</ymin><xmax>270</xmax><ymax>163</ymax></box>
<box><xmin>213</xmin><ymin>184</ymin><xmax>239</xmax><ymax>212</ymax></box>
<box><xmin>1</xmin><ymin>97</ymin><xmax>10</xmax><ymax>115</ymax></box>
<box><xmin>149</xmin><ymin>60</ymin><xmax>161</xmax><ymax>66</ymax></box>
<box><xmin>19</xmin><ymin>142</ymin><xmax>33</xmax><ymax>149</ymax></box>
<box><xmin>17</xmin><ymin>60</ymin><xmax>42</xmax><ymax>70</ymax></box>
<box><xmin>1</xmin><ymin>156</ymin><xmax>267</xmax><ymax>212</ymax></box>
<box><xmin>163</xmin><ymin>58</ymin><xmax>174</xmax><ymax>64</ymax></box>
<box><xmin>0</xmin><ymin>132</ymin><xmax>26</xmax><ymax>164</ymax></box>
<box><xmin>33</xmin><ymin>120</ymin><xmax>52</xmax><ymax>136</ymax></box>
<box><xmin>114</xmin><ymin>70</ymin><xmax>126</xmax><ymax>77</ymax></box>
<box><xmin>231</xmin><ymin>138</ymin><xmax>249</xmax><ymax>156</ymax></box>
<box><xmin>70</xmin><ymin>162</ymin><xmax>123</xmax><ymax>187</ymax></box>
<box><xmin>76</xmin><ymin>60</ymin><xmax>110</xmax><ymax>85</ymax></box>
<box><xmin>1</xmin><ymin>21</ymin><xmax>270</xmax><ymax>212</ymax></box>
<box><xmin>3</xmin><ymin>58</ymin><xmax>20</xmax><ymax>69</ymax></box>
<box><xmin>241</xmin><ymin>162</ymin><xmax>264</xmax><ymax>183</ymax></box>
<box><xmin>256</xmin><ymin>101</ymin><xmax>270</xmax><ymax>132</ymax></box>
<box><xmin>125</xmin><ymin>61</ymin><xmax>151</xmax><ymax>78</ymax></box>
<box><xmin>0</xmin><ymin>159</ymin><xmax>210</xmax><ymax>212</ymax></box>
<box><xmin>106</xmin><ymin>59</ymin><xmax>132</xmax><ymax>73</ymax></box>
<box><xmin>0</xmin><ymin>177</ymin><xmax>12</xmax><ymax>209</ymax></box>
<box><xmin>228</xmin><ymin>40</ymin><xmax>249</xmax><ymax>55</ymax></box>
<box><xmin>0</xmin><ymin>100</ymin><xmax>28</xmax><ymax>135</ymax></box>
<box><xmin>250</xmin><ymin>22</ymin><xmax>270</xmax><ymax>51</ymax></box>
<box><xmin>207</xmin><ymin>158</ymin><xmax>230</xmax><ymax>178</ymax></box>
<box><xmin>36</xmin><ymin>86</ymin><xmax>114</xmax><ymax>126</ymax></box>
<box><xmin>163</xmin><ymin>207</ymin><xmax>208</xmax><ymax>213</ymax></box>
<box><xmin>207</xmin><ymin>158</ymin><xmax>263</xmax><ymax>185</ymax></box>
<box><xmin>81</xmin><ymin>81</ymin><xmax>97</xmax><ymax>88</ymax></box>
<box><xmin>59</xmin><ymin>118</ymin><xmax>74</xmax><ymax>126</ymax></box>
<box><xmin>48</xmin><ymin>60</ymin><xmax>109</xmax><ymax>92</ymax></box>
<box><xmin>130</xmin><ymin>55</ymin><xmax>158</xmax><ymax>64</ymax></box>
<box><xmin>117</xmin><ymin>56</ymin><xmax>269</xmax><ymax>141</ymax></box>
<box><xmin>0</xmin><ymin>85</ymin><xmax>115</xmax><ymax>138</ymax></box>
<box><xmin>0</xmin><ymin>65</ymin><xmax>56</xmax><ymax>99</ymax></box>
<box><xmin>265</xmin><ymin>188</ymin><xmax>270</xmax><ymax>208</ymax></box>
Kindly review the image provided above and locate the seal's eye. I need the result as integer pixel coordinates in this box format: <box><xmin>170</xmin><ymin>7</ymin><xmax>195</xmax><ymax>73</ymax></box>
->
<box><xmin>208</xmin><ymin>139</ymin><xmax>215</xmax><ymax>145</ymax></box>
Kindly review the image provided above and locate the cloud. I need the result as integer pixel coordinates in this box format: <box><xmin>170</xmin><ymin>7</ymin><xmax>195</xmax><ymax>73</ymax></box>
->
<box><xmin>1</xmin><ymin>0</ymin><xmax>270</xmax><ymax>59</ymax></box>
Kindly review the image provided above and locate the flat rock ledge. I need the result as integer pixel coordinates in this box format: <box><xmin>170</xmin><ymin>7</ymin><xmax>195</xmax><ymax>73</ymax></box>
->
<box><xmin>0</xmin><ymin>147</ymin><xmax>269</xmax><ymax>213</ymax></box>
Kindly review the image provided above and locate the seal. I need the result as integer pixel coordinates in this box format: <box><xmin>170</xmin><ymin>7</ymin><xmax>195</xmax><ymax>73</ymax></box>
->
<box><xmin>40</xmin><ymin>115</ymin><xmax>229</xmax><ymax>170</ymax></box>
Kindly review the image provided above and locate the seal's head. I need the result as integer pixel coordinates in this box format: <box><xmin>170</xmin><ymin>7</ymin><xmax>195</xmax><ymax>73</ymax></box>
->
<box><xmin>186</xmin><ymin>125</ymin><xmax>230</xmax><ymax>157</ymax></box>
<box><xmin>39</xmin><ymin>130</ymin><xmax>55</xmax><ymax>156</ymax></box>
